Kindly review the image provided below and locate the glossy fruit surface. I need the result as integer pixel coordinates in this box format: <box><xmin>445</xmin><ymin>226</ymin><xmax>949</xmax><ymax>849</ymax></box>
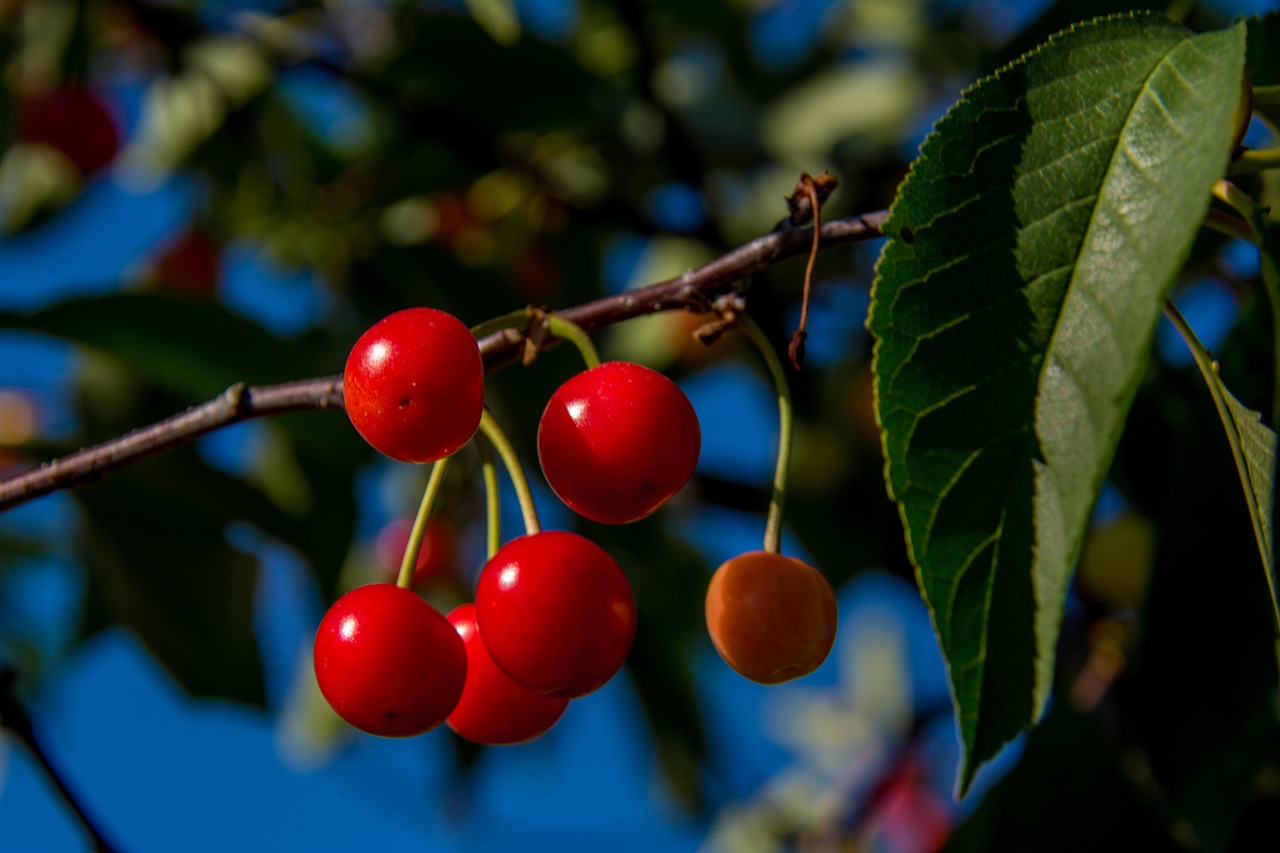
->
<box><xmin>538</xmin><ymin>361</ymin><xmax>700</xmax><ymax>524</ymax></box>
<box><xmin>313</xmin><ymin>583</ymin><xmax>466</xmax><ymax>737</ymax></box>
<box><xmin>705</xmin><ymin>551</ymin><xmax>837</xmax><ymax>684</ymax></box>
<box><xmin>375</xmin><ymin>516</ymin><xmax>456</xmax><ymax>586</ymax></box>
<box><xmin>17</xmin><ymin>87</ymin><xmax>120</xmax><ymax>177</ymax></box>
<box><xmin>446</xmin><ymin>603</ymin><xmax>569</xmax><ymax>745</ymax></box>
<box><xmin>343</xmin><ymin>307</ymin><xmax>484</xmax><ymax>463</ymax></box>
<box><xmin>476</xmin><ymin>531</ymin><xmax>636</xmax><ymax>698</ymax></box>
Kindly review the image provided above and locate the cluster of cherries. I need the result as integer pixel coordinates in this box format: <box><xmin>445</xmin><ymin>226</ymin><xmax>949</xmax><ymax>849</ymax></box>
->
<box><xmin>314</xmin><ymin>305</ymin><xmax>838</xmax><ymax>745</ymax></box>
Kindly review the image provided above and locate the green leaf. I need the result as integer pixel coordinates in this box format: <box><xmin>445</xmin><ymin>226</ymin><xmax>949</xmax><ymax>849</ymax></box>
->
<box><xmin>866</xmin><ymin>13</ymin><xmax>1246</xmax><ymax>793</ymax></box>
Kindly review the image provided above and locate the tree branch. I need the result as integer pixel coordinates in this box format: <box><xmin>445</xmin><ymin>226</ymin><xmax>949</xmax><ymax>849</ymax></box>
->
<box><xmin>0</xmin><ymin>669</ymin><xmax>123</xmax><ymax>853</ymax></box>
<box><xmin>0</xmin><ymin>210</ymin><xmax>887</xmax><ymax>513</ymax></box>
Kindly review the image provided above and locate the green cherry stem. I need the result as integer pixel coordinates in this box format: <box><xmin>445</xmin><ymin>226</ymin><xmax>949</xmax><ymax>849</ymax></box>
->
<box><xmin>469</xmin><ymin>308</ymin><xmax>534</xmax><ymax>340</ymax></box>
<box><xmin>470</xmin><ymin>310</ymin><xmax>601</xmax><ymax>370</ymax></box>
<box><xmin>543</xmin><ymin>314</ymin><xmax>601</xmax><ymax>369</ymax></box>
<box><xmin>475</xmin><ymin>434</ymin><xmax>502</xmax><ymax>560</ymax></box>
<box><xmin>397</xmin><ymin>455</ymin><xmax>452</xmax><ymax>589</ymax></box>
<box><xmin>478</xmin><ymin>408</ymin><xmax>542</xmax><ymax>536</ymax></box>
<box><xmin>737</xmin><ymin>314</ymin><xmax>794</xmax><ymax>555</ymax></box>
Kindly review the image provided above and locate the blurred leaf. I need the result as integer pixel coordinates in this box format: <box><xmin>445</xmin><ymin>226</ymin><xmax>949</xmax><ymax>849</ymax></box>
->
<box><xmin>0</xmin><ymin>143</ymin><xmax>79</xmax><ymax>232</ymax></box>
<box><xmin>75</xmin><ymin>450</ymin><xmax>268</xmax><ymax>705</ymax></box>
<box><xmin>1132</xmin><ymin>355</ymin><xmax>1280</xmax><ymax>852</ymax></box>
<box><xmin>464</xmin><ymin>0</ymin><xmax>521</xmax><ymax>46</ymax></box>
<box><xmin>760</xmin><ymin>61</ymin><xmax>924</xmax><ymax>165</ymax></box>
<box><xmin>943</xmin><ymin>703</ymin><xmax>1178</xmax><ymax>853</ymax></box>
<box><xmin>591</xmin><ymin>516</ymin><xmax>710</xmax><ymax>807</ymax></box>
<box><xmin>120</xmin><ymin>36</ymin><xmax>273</xmax><ymax>180</ymax></box>
<box><xmin>1246</xmin><ymin>13</ymin><xmax>1280</xmax><ymax>129</ymax></box>
<box><xmin>867</xmin><ymin>14</ymin><xmax>1245</xmax><ymax>792</ymax></box>
<box><xmin>0</xmin><ymin>292</ymin><xmax>332</xmax><ymax>401</ymax></box>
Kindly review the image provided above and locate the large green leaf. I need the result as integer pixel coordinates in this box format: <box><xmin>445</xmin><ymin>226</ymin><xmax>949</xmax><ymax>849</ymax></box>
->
<box><xmin>867</xmin><ymin>13</ymin><xmax>1245</xmax><ymax>792</ymax></box>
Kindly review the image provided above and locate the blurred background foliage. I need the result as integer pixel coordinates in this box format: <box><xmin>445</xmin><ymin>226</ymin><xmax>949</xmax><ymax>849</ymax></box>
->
<box><xmin>0</xmin><ymin>0</ymin><xmax>1278</xmax><ymax>851</ymax></box>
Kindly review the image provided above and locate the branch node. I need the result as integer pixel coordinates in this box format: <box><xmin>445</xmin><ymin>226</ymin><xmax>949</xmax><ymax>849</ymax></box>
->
<box><xmin>785</xmin><ymin>171</ymin><xmax>839</xmax><ymax>227</ymax></box>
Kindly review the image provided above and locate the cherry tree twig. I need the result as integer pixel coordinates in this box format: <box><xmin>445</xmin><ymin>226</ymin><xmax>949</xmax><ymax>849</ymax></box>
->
<box><xmin>0</xmin><ymin>669</ymin><xmax>123</xmax><ymax>853</ymax></box>
<box><xmin>0</xmin><ymin>210</ymin><xmax>888</xmax><ymax>514</ymax></box>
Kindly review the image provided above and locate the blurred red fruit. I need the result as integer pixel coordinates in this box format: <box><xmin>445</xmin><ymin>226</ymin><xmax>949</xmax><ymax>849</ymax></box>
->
<box><xmin>16</xmin><ymin>86</ymin><xmax>120</xmax><ymax>178</ymax></box>
<box><xmin>375</xmin><ymin>516</ymin><xmax>457</xmax><ymax>586</ymax></box>
<box><xmin>149</xmin><ymin>228</ymin><xmax>222</xmax><ymax>297</ymax></box>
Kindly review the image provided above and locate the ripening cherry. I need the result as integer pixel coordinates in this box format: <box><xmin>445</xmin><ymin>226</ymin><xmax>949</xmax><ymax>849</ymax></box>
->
<box><xmin>16</xmin><ymin>86</ymin><xmax>120</xmax><ymax>178</ymax></box>
<box><xmin>476</xmin><ymin>531</ymin><xmax>636</xmax><ymax>699</ymax></box>
<box><xmin>313</xmin><ymin>583</ymin><xmax>466</xmax><ymax>737</ymax></box>
<box><xmin>538</xmin><ymin>361</ymin><xmax>700</xmax><ymax>524</ymax></box>
<box><xmin>705</xmin><ymin>551</ymin><xmax>837</xmax><ymax>684</ymax></box>
<box><xmin>375</xmin><ymin>516</ymin><xmax>457</xmax><ymax>586</ymax></box>
<box><xmin>446</xmin><ymin>603</ymin><xmax>569</xmax><ymax>745</ymax></box>
<box><xmin>343</xmin><ymin>307</ymin><xmax>484</xmax><ymax>463</ymax></box>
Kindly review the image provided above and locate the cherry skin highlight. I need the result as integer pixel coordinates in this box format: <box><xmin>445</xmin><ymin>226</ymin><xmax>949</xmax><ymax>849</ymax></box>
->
<box><xmin>538</xmin><ymin>361</ymin><xmax>701</xmax><ymax>524</ymax></box>
<box><xmin>446</xmin><ymin>603</ymin><xmax>570</xmax><ymax>745</ymax></box>
<box><xmin>343</xmin><ymin>307</ymin><xmax>484</xmax><ymax>463</ymax></box>
<box><xmin>705</xmin><ymin>551</ymin><xmax>838</xmax><ymax>685</ymax></box>
<box><xmin>313</xmin><ymin>583</ymin><xmax>466</xmax><ymax>737</ymax></box>
<box><xmin>476</xmin><ymin>531</ymin><xmax>636</xmax><ymax>699</ymax></box>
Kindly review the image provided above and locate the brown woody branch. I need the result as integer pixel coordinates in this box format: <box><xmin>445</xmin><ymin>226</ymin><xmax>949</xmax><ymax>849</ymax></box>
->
<box><xmin>0</xmin><ymin>210</ymin><xmax>888</xmax><ymax>514</ymax></box>
<box><xmin>0</xmin><ymin>669</ymin><xmax>123</xmax><ymax>853</ymax></box>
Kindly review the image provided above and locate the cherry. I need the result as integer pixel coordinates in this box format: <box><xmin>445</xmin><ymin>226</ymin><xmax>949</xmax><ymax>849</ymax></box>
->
<box><xmin>313</xmin><ymin>583</ymin><xmax>466</xmax><ymax>737</ymax></box>
<box><xmin>537</xmin><ymin>361</ymin><xmax>700</xmax><ymax>524</ymax></box>
<box><xmin>343</xmin><ymin>307</ymin><xmax>484</xmax><ymax>463</ymax></box>
<box><xmin>705</xmin><ymin>551</ymin><xmax>837</xmax><ymax>684</ymax></box>
<box><xmin>375</xmin><ymin>516</ymin><xmax>456</xmax><ymax>586</ymax></box>
<box><xmin>476</xmin><ymin>531</ymin><xmax>636</xmax><ymax>699</ymax></box>
<box><xmin>147</xmin><ymin>227</ymin><xmax>221</xmax><ymax>298</ymax></box>
<box><xmin>16</xmin><ymin>86</ymin><xmax>120</xmax><ymax>177</ymax></box>
<box><xmin>445</xmin><ymin>603</ymin><xmax>569</xmax><ymax>745</ymax></box>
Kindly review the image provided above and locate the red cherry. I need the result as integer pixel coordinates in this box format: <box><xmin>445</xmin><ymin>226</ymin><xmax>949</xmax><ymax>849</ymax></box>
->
<box><xmin>375</xmin><ymin>516</ymin><xmax>456</xmax><ymax>586</ymax></box>
<box><xmin>445</xmin><ymin>604</ymin><xmax>569</xmax><ymax>745</ymax></box>
<box><xmin>343</xmin><ymin>307</ymin><xmax>484</xmax><ymax>463</ymax></box>
<box><xmin>705</xmin><ymin>551</ymin><xmax>838</xmax><ymax>684</ymax></box>
<box><xmin>149</xmin><ymin>227</ymin><xmax>221</xmax><ymax>298</ymax></box>
<box><xmin>476</xmin><ymin>531</ymin><xmax>636</xmax><ymax>699</ymax></box>
<box><xmin>17</xmin><ymin>86</ymin><xmax>120</xmax><ymax>177</ymax></box>
<box><xmin>313</xmin><ymin>583</ymin><xmax>466</xmax><ymax>737</ymax></box>
<box><xmin>537</xmin><ymin>361</ymin><xmax>701</xmax><ymax>524</ymax></box>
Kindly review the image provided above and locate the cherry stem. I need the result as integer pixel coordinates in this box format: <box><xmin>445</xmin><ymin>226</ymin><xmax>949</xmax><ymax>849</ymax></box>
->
<box><xmin>543</xmin><ymin>314</ymin><xmax>601</xmax><ymax>370</ymax></box>
<box><xmin>478</xmin><ymin>409</ymin><xmax>541</xmax><ymax>536</ymax></box>
<box><xmin>475</xmin><ymin>435</ymin><xmax>502</xmax><ymax>559</ymax></box>
<box><xmin>397</xmin><ymin>455</ymin><xmax>451</xmax><ymax>589</ymax></box>
<box><xmin>471</xmin><ymin>309</ymin><xmax>601</xmax><ymax>370</ymax></box>
<box><xmin>737</xmin><ymin>314</ymin><xmax>794</xmax><ymax>555</ymax></box>
<box><xmin>788</xmin><ymin>174</ymin><xmax>822</xmax><ymax>370</ymax></box>
<box><xmin>469</xmin><ymin>308</ymin><xmax>535</xmax><ymax>339</ymax></box>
